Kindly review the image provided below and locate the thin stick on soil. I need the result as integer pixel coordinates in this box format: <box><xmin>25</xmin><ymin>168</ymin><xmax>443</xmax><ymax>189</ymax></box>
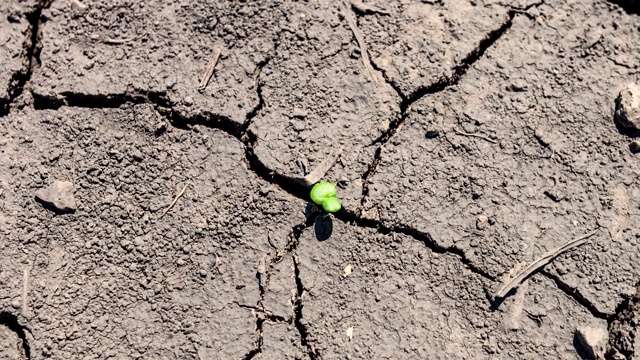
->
<box><xmin>341</xmin><ymin>0</ymin><xmax>378</xmax><ymax>84</ymax></box>
<box><xmin>285</xmin><ymin>147</ymin><xmax>343</xmax><ymax>187</ymax></box>
<box><xmin>300</xmin><ymin>147</ymin><xmax>344</xmax><ymax>186</ymax></box>
<box><xmin>453</xmin><ymin>129</ymin><xmax>497</xmax><ymax>144</ymax></box>
<box><xmin>198</xmin><ymin>48</ymin><xmax>222</xmax><ymax>91</ymax></box>
<box><xmin>22</xmin><ymin>268</ymin><xmax>29</xmax><ymax>317</ymax></box>
<box><xmin>102</xmin><ymin>36</ymin><xmax>140</xmax><ymax>45</ymax></box>
<box><xmin>160</xmin><ymin>182</ymin><xmax>190</xmax><ymax>218</ymax></box>
<box><xmin>494</xmin><ymin>229</ymin><xmax>599</xmax><ymax>301</ymax></box>
<box><xmin>212</xmin><ymin>252</ymin><xmax>221</xmax><ymax>274</ymax></box>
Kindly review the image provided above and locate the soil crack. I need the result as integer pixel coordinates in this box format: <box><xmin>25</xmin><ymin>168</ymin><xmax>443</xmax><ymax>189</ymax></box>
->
<box><xmin>27</xmin><ymin>2</ymin><xmax>553</xmax><ymax>309</ymax></box>
<box><xmin>243</xmin><ymin>216</ymin><xmax>318</xmax><ymax>360</ymax></box>
<box><xmin>242</xmin><ymin>31</ymin><xmax>284</xmax><ymax>140</ymax></box>
<box><xmin>1</xmin><ymin>0</ymin><xmax>53</xmax><ymax>117</ymax></box>
<box><xmin>358</xmin><ymin>4</ymin><xmax>545</xmax><ymax>214</ymax></box>
<box><xmin>30</xmin><ymin>90</ymin><xmax>496</xmax><ymax>286</ymax></box>
<box><xmin>541</xmin><ymin>270</ymin><xmax>610</xmax><ymax>320</ymax></box>
<box><xmin>292</xmin><ymin>252</ymin><xmax>320</xmax><ymax>359</ymax></box>
<box><xmin>334</xmin><ymin>210</ymin><xmax>495</xmax><ymax>281</ymax></box>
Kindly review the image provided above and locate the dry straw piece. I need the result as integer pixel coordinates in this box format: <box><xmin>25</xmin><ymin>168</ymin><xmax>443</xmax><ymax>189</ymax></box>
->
<box><xmin>494</xmin><ymin>229</ymin><xmax>599</xmax><ymax>301</ymax></box>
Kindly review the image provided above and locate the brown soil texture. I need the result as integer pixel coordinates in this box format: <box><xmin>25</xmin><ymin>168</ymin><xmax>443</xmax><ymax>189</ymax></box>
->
<box><xmin>1</xmin><ymin>0</ymin><xmax>640</xmax><ymax>359</ymax></box>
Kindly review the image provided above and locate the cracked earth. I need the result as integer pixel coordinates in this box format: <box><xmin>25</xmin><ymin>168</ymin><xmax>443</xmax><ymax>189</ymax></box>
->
<box><xmin>1</xmin><ymin>0</ymin><xmax>640</xmax><ymax>359</ymax></box>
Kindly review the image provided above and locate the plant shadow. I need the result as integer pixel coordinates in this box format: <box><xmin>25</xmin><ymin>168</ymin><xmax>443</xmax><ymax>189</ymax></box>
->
<box><xmin>314</xmin><ymin>215</ymin><xmax>333</xmax><ymax>241</ymax></box>
<box><xmin>305</xmin><ymin>202</ymin><xmax>333</xmax><ymax>241</ymax></box>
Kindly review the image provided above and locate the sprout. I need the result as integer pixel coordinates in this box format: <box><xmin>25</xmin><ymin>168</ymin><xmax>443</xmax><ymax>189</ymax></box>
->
<box><xmin>310</xmin><ymin>182</ymin><xmax>342</xmax><ymax>213</ymax></box>
<box><xmin>321</xmin><ymin>197</ymin><xmax>342</xmax><ymax>213</ymax></box>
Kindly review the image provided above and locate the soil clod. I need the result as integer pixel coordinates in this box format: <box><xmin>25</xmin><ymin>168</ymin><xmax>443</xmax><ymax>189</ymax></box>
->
<box><xmin>34</xmin><ymin>180</ymin><xmax>77</xmax><ymax>213</ymax></box>
<box><xmin>608</xmin><ymin>285</ymin><xmax>640</xmax><ymax>359</ymax></box>
<box><xmin>476</xmin><ymin>215</ymin><xmax>489</xmax><ymax>230</ymax></box>
<box><xmin>615</xmin><ymin>83</ymin><xmax>640</xmax><ymax>131</ymax></box>
<box><xmin>575</xmin><ymin>325</ymin><xmax>608</xmax><ymax>360</ymax></box>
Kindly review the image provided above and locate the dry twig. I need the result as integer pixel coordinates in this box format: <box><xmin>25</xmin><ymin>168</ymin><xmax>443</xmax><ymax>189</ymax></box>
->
<box><xmin>198</xmin><ymin>48</ymin><xmax>222</xmax><ymax>91</ymax></box>
<box><xmin>494</xmin><ymin>229</ymin><xmax>599</xmax><ymax>301</ymax></box>
<box><xmin>22</xmin><ymin>268</ymin><xmax>29</xmax><ymax>317</ymax></box>
<box><xmin>160</xmin><ymin>182</ymin><xmax>190</xmax><ymax>218</ymax></box>
<box><xmin>341</xmin><ymin>1</ymin><xmax>378</xmax><ymax>83</ymax></box>
<box><xmin>453</xmin><ymin>129</ymin><xmax>497</xmax><ymax>144</ymax></box>
<box><xmin>289</xmin><ymin>147</ymin><xmax>343</xmax><ymax>187</ymax></box>
<box><xmin>102</xmin><ymin>36</ymin><xmax>140</xmax><ymax>45</ymax></box>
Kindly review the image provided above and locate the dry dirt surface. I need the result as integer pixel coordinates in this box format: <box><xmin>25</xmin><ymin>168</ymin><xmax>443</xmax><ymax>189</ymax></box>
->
<box><xmin>1</xmin><ymin>0</ymin><xmax>640</xmax><ymax>359</ymax></box>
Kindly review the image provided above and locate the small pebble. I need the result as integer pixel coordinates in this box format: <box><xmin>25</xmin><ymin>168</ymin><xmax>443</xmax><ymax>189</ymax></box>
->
<box><xmin>476</xmin><ymin>215</ymin><xmax>489</xmax><ymax>230</ymax></box>
<box><xmin>615</xmin><ymin>83</ymin><xmax>640</xmax><ymax>130</ymax></box>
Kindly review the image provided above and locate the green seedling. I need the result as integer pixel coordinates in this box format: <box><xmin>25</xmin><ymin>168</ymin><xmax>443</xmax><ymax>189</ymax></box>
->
<box><xmin>310</xmin><ymin>182</ymin><xmax>342</xmax><ymax>213</ymax></box>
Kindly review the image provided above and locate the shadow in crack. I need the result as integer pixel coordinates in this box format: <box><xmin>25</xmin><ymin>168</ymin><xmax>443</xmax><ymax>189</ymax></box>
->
<box><xmin>0</xmin><ymin>311</ymin><xmax>31</xmax><ymax>359</ymax></box>
<box><xmin>607</xmin><ymin>0</ymin><xmax>640</xmax><ymax>16</ymax></box>
<box><xmin>572</xmin><ymin>332</ymin><xmax>593</xmax><ymax>360</ymax></box>
<box><xmin>314</xmin><ymin>215</ymin><xmax>333</xmax><ymax>242</ymax></box>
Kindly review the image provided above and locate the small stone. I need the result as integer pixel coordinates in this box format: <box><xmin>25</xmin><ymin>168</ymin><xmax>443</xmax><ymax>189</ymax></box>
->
<box><xmin>575</xmin><ymin>325</ymin><xmax>608</xmax><ymax>360</ymax></box>
<box><xmin>615</xmin><ymin>83</ymin><xmax>640</xmax><ymax>130</ymax></box>
<box><xmin>35</xmin><ymin>180</ymin><xmax>77</xmax><ymax>213</ymax></box>
<box><xmin>172</xmin><ymin>280</ymin><xmax>185</xmax><ymax>290</ymax></box>
<box><xmin>259</xmin><ymin>184</ymin><xmax>272</xmax><ymax>196</ymax></box>
<box><xmin>476</xmin><ymin>215</ymin><xmax>489</xmax><ymax>230</ymax></box>
<box><xmin>343</xmin><ymin>264</ymin><xmax>352</xmax><ymax>277</ymax></box>
<box><xmin>48</xmin><ymin>152</ymin><xmax>61</xmax><ymax>162</ymax></box>
<box><xmin>346</xmin><ymin>326</ymin><xmax>354</xmax><ymax>341</ymax></box>
<box><xmin>629</xmin><ymin>140</ymin><xmax>640</xmax><ymax>154</ymax></box>
<box><xmin>131</xmin><ymin>150</ymin><xmax>144</xmax><ymax>162</ymax></box>
<box><xmin>506</xmin><ymin>82</ymin><xmax>528</xmax><ymax>92</ymax></box>
<box><xmin>292</xmin><ymin>108</ymin><xmax>307</xmax><ymax>119</ymax></box>
<box><xmin>544</xmin><ymin>189</ymin><xmax>565</xmax><ymax>202</ymax></box>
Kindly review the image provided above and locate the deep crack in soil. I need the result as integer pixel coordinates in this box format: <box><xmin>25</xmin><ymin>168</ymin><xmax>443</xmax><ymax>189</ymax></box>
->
<box><xmin>25</xmin><ymin>7</ymin><xmax>606</xmax><ymax>321</ymax></box>
<box><xmin>542</xmin><ymin>270</ymin><xmax>611</xmax><ymax>320</ymax></box>
<box><xmin>1</xmin><ymin>0</ymin><xmax>52</xmax><ymax>116</ymax></box>
<box><xmin>292</xmin><ymin>252</ymin><xmax>320</xmax><ymax>360</ymax></box>
<box><xmin>0</xmin><ymin>311</ymin><xmax>31</xmax><ymax>360</ymax></box>
<box><xmin>242</xmin><ymin>216</ymin><xmax>319</xmax><ymax>359</ymax></box>
<box><xmin>607</xmin><ymin>0</ymin><xmax>640</xmax><ymax>16</ymax></box>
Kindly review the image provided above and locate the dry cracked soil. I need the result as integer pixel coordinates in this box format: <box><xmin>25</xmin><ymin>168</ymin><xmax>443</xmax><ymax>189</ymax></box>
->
<box><xmin>1</xmin><ymin>0</ymin><xmax>640</xmax><ymax>359</ymax></box>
